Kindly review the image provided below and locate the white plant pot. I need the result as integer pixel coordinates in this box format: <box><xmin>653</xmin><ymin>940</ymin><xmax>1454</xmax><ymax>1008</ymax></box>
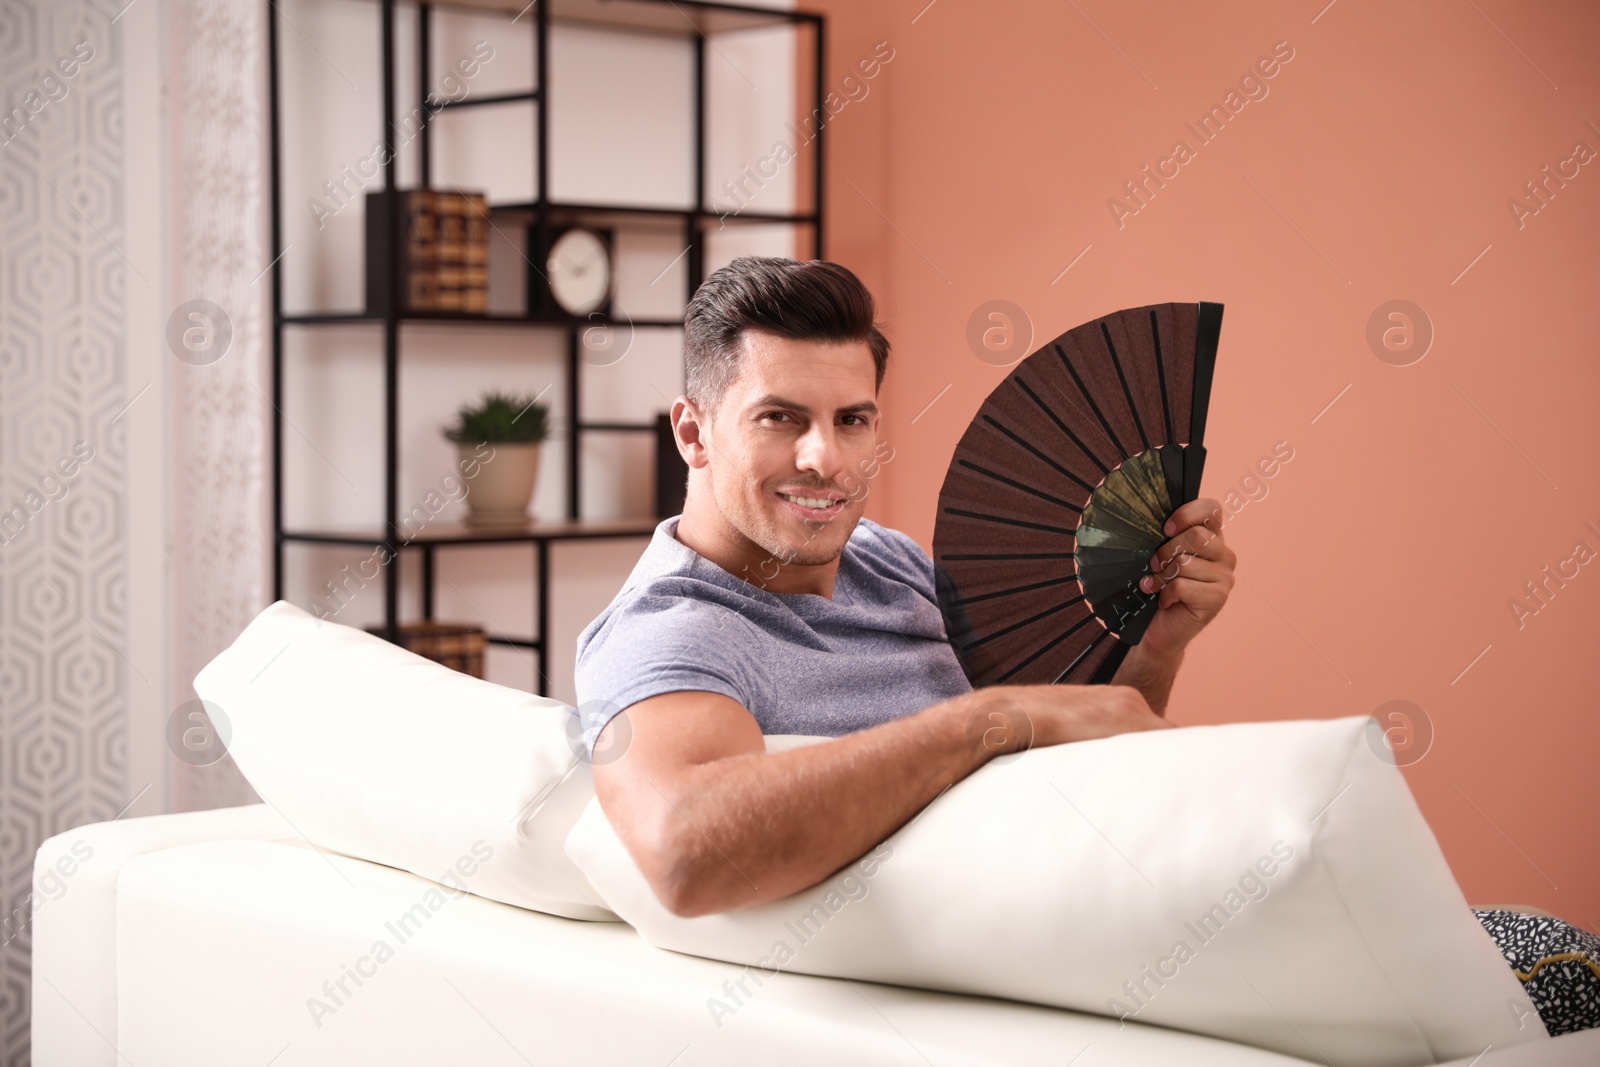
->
<box><xmin>460</xmin><ymin>441</ymin><xmax>542</xmax><ymax>525</ymax></box>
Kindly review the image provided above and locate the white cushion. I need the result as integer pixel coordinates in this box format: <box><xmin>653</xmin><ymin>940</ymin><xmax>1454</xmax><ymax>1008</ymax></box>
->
<box><xmin>565</xmin><ymin>716</ymin><xmax>1550</xmax><ymax>1066</ymax></box>
<box><xmin>193</xmin><ymin>600</ymin><xmax>618</xmax><ymax>922</ymax></box>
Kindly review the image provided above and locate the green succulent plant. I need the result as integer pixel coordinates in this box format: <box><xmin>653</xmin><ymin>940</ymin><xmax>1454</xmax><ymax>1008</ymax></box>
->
<box><xmin>444</xmin><ymin>390</ymin><xmax>552</xmax><ymax>445</ymax></box>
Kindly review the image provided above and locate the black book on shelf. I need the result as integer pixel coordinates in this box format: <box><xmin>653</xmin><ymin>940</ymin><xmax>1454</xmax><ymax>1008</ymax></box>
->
<box><xmin>433</xmin><ymin>190</ymin><xmax>489</xmax><ymax>314</ymax></box>
<box><xmin>365</xmin><ymin>189</ymin><xmax>438</xmax><ymax>314</ymax></box>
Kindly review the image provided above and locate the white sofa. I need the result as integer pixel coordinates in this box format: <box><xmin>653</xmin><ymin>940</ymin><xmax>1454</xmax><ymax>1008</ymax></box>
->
<box><xmin>32</xmin><ymin>602</ymin><xmax>1597</xmax><ymax>1065</ymax></box>
<box><xmin>30</xmin><ymin>803</ymin><xmax>1600</xmax><ymax>1066</ymax></box>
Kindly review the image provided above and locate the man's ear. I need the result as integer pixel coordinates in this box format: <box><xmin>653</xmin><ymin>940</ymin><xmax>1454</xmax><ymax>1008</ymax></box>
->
<box><xmin>672</xmin><ymin>396</ymin><xmax>712</xmax><ymax>470</ymax></box>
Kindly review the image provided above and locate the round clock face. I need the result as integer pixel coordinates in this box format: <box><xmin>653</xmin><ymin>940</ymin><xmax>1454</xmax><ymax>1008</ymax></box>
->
<box><xmin>547</xmin><ymin>228</ymin><xmax>612</xmax><ymax>316</ymax></box>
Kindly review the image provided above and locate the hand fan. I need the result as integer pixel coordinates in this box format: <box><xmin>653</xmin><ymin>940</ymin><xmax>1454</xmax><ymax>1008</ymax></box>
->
<box><xmin>932</xmin><ymin>301</ymin><xmax>1223</xmax><ymax>688</ymax></box>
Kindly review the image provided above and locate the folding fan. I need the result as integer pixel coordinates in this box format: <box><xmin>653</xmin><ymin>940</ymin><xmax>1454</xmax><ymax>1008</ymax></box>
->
<box><xmin>932</xmin><ymin>301</ymin><xmax>1223</xmax><ymax>688</ymax></box>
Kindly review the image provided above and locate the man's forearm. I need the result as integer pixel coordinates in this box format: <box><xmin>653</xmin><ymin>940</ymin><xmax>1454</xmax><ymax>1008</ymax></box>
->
<box><xmin>656</xmin><ymin>691</ymin><xmax>995</xmax><ymax>917</ymax></box>
<box><xmin>1110</xmin><ymin>641</ymin><xmax>1185</xmax><ymax>715</ymax></box>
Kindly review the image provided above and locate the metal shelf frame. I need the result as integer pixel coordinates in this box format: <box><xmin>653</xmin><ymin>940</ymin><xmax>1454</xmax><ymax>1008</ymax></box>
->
<box><xmin>266</xmin><ymin>0</ymin><xmax>826</xmax><ymax>689</ymax></box>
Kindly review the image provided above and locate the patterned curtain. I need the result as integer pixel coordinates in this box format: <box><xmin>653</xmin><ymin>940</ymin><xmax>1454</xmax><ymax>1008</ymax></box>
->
<box><xmin>166</xmin><ymin>0</ymin><xmax>266</xmax><ymax>814</ymax></box>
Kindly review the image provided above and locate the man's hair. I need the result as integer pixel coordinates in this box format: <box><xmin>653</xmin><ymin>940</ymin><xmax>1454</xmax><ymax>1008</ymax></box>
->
<box><xmin>683</xmin><ymin>256</ymin><xmax>890</xmax><ymax>418</ymax></box>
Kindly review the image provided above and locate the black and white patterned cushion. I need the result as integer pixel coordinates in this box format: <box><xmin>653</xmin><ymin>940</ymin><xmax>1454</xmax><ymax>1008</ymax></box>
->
<box><xmin>1474</xmin><ymin>909</ymin><xmax>1600</xmax><ymax>1036</ymax></box>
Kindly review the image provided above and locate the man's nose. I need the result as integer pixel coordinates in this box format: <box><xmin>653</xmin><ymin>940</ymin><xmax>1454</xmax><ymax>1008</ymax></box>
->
<box><xmin>794</xmin><ymin>423</ymin><xmax>846</xmax><ymax>478</ymax></box>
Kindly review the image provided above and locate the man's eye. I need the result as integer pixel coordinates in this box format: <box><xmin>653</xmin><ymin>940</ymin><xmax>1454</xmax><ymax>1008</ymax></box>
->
<box><xmin>764</xmin><ymin>412</ymin><xmax>792</xmax><ymax>423</ymax></box>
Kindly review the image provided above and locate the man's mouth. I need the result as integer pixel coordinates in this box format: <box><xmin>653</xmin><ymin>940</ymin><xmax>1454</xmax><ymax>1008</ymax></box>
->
<box><xmin>775</xmin><ymin>490</ymin><xmax>846</xmax><ymax>518</ymax></box>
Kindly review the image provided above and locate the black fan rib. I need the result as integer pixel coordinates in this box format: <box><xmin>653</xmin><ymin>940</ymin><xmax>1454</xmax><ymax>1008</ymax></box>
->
<box><xmin>994</xmin><ymin>613</ymin><xmax>1102</xmax><ymax>683</ymax></box>
<box><xmin>940</xmin><ymin>507</ymin><xmax>1077</xmax><ymax>537</ymax></box>
<box><xmin>946</xmin><ymin>573</ymin><xmax>1082</xmax><ymax>608</ymax></box>
<box><xmin>981</xmin><ymin>414</ymin><xmax>1098</xmax><ymax>494</ymax></box>
<box><xmin>1012</xmin><ymin>377</ymin><xmax>1112</xmax><ymax>475</ymax></box>
<box><xmin>1149</xmin><ymin>308</ymin><xmax>1175</xmax><ymax>444</ymax></box>
<box><xmin>959</xmin><ymin>597</ymin><xmax>1083</xmax><ymax>652</ymax></box>
<box><xmin>1053</xmin><ymin>629</ymin><xmax>1113</xmax><ymax>684</ymax></box>
<box><xmin>1100</xmin><ymin>322</ymin><xmax>1149</xmax><ymax>452</ymax></box>
<box><xmin>940</xmin><ymin>551</ymin><xmax>1076</xmax><ymax>561</ymax></box>
<box><xmin>1051</xmin><ymin>344</ymin><xmax>1126</xmax><ymax>458</ymax></box>
<box><xmin>956</xmin><ymin>459</ymin><xmax>1083</xmax><ymax>514</ymax></box>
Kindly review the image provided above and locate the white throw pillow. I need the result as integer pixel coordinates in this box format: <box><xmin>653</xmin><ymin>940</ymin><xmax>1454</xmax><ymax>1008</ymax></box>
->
<box><xmin>193</xmin><ymin>600</ymin><xmax>618</xmax><ymax>922</ymax></box>
<box><xmin>565</xmin><ymin>716</ymin><xmax>1548</xmax><ymax>1065</ymax></box>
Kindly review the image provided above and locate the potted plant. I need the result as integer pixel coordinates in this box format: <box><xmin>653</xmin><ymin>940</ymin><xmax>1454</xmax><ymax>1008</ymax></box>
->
<box><xmin>444</xmin><ymin>390</ymin><xmax>551</xmax><ymax>525</ymax></box>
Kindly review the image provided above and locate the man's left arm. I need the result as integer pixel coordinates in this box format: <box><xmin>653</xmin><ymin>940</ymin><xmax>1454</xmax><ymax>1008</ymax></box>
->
<box><xmin>1111</xmin><ymin>498</ymin><xmax>1236</xmax><ymax>715</ymax></box>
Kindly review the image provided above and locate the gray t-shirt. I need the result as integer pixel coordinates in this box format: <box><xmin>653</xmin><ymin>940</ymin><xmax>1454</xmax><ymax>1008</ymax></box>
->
<box><xmin>572</xmin><ymin>514</ymin><xmax>973</xmax><ymax>758</ymax></box>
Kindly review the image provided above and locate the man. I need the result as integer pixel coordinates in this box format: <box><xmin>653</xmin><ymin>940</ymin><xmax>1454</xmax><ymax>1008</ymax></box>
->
<box><xmin>574</xmin><ymin>256</ymin><xmax>1236</xmax><ymax>919</ymax></box>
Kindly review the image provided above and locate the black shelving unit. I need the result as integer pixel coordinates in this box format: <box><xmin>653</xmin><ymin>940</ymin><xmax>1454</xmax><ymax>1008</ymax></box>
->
<box><xmin>267</xmin><ymin>0</ymin><xmax>826</xmax><ymax>690</ymax></box>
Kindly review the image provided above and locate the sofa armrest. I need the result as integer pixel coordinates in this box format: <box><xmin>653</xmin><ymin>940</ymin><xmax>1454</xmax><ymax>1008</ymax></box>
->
<box><xmin>30</xmin><ymin>804</ymin><xmax>295</xmax><ymax>1066</ymax></box>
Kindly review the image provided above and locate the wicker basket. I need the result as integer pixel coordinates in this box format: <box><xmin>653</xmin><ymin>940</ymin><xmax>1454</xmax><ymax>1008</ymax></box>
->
<box><xmin>364</xmin><ymin>620</ymin><xmax>486</xmax><ymax>678</ymax></box>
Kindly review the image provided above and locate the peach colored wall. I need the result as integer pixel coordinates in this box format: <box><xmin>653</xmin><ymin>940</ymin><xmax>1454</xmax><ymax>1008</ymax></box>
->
<box><xmin>810</xmin><ymin>0</ymin><xmax>1599</xmax><ymax>928</ymax></box>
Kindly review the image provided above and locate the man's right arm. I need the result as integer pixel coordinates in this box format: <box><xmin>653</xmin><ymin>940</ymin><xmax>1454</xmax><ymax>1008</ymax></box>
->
<box><xmin>589</xmin><ymin>683</ymin><xmax>1172</xmax><ymax>918</ymax></box>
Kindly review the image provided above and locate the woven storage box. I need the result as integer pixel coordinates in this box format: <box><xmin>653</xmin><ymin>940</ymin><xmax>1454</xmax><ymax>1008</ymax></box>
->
<box><xmin>363</xmin><ymin>620</ymin><xmax>486</xmax><ymax>678</ymax></box>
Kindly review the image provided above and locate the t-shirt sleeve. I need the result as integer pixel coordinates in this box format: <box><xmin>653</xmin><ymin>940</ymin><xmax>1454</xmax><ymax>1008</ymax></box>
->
<box><xmin>573</xmin><ymin>589</ymin><xmax>758</xmax><ymax>759</ymax></box>
<box><xmin>873</xmin><ymin>525</ymin><xmax>940</xmax><ymax>604</ymax></box>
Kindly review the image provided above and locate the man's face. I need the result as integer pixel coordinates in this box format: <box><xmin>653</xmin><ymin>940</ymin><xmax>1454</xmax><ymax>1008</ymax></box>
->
<box><xmin>699</xmin><ymin>330</ymin><xmax>880</xmax><ymax>568</ymax></box>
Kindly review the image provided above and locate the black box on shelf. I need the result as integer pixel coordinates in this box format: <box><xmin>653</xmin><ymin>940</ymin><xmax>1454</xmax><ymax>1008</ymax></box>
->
<box><xmin>655</xmin><ymin>412</ymin><xmax>687</xmax><ymax>519</ymax></box>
